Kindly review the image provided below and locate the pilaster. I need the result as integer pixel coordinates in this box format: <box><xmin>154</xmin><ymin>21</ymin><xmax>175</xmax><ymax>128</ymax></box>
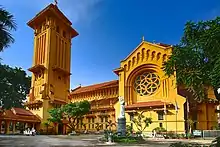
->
<box><xmin>5</xmin><ymin>121</ymin><xmax>10</xmax><ymax>134</ymax></box>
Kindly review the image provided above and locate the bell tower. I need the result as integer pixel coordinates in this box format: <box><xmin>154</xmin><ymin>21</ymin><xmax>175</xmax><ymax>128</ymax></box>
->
<box><xmin>26</xmin><ymin>3</ymin><xmax>78</xmax><ymax>122</ymax></box>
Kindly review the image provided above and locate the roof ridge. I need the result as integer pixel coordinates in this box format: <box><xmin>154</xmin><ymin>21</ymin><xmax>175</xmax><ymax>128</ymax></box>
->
<box><xmin>71</xmin><ymin>85</ymin><xmax>82</xmax><ymax>92</ymax></box>
<box><xmin>73</xmin><ymin>80</ymin><xmax>118</xmax><ymax>88</ymax></box>
<box><xmin>70</xmin><ymin>80</ymin><xmax>118</xmax><ymax>95</ymax></box>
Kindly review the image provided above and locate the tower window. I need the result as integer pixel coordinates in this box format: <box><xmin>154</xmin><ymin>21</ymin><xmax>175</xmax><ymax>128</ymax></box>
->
<box><xmin>63</xmin><ymin>31</ymin><xmax>66</xmax><ymax>38</ymax></box>
<box><xmin>58</xmin><ymin>76</ymin><xmax>61</xmax><ymax>80</ymax></box>
<box><xmin>56</xmin><ymin>26</ymin><xmax>60</xmax><ymax>33</ymax></box>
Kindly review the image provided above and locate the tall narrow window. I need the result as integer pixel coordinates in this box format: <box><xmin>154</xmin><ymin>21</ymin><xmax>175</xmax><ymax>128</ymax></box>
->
<box><xmin>159</xmin><ymin>122</ymin><xmax>163</xmax><ymax>128</ymax></box>
<box><xmin>92</xmin><ymin>118</ymin><xmax>95</xmax><ymax>129</ymax></box>
<box><xmin>63</xmin><ymin>31</ymin><xmax>66</xmax><ymax>38</ymax></box>
<box><xmin>56</xmin><ymin>26</ymin><xmax>60</xmax><ymax>33</ymax></box>
<box><xmin>105</xmin><ymin>117</ymin><xmax>108</xmax><ymax>129</ymax></box>
<box><xmin>100</xmin><ymin>117</ymin><xmax>104</xmax><ymax>130</ymax></box>
<box><xmin>158</xmin><ymin>111</ymin><xmax>164</xmax><ymax>120</ymax></box>
<box><xmin>80</xmin><ymin>118</ymin><xmax>83</xmax><ymax>128</ymax></box>
<box><xmin>88</xmin><ymin>118</ymin><xmax>91</xmax><ymax>129</ymax></box>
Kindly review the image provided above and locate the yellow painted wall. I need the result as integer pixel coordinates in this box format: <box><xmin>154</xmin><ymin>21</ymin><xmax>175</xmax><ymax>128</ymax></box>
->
<box><xmin>116</xmin><ymin>41</ymin><xmax>186</xmax><ymax>133</ymax></box>
<box><xmin>125</xmin><ymin>110</ymin><xmax>185</xmax><ymax>133</ymax></box>
<box><xmin>197</xmin><ymin>103</ymin><xmax>217</xmax><ymax>130</ymax></box>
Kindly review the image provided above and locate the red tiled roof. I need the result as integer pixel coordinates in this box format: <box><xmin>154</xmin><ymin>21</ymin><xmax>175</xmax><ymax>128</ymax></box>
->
<box><xmin>70</xmin><ymin>80</ymin><xmax>118</xmax><ymax>94</ymax></box>
<box><xmin>0</xmin><ymin>107</ymin><xmax>41</xmax><ymax>122</ymax></box>
<box><xmin>125</xmin><ymin>101</ymin><xmax>172</xmax><ymax>110</ymax></box>
<box><xmin>90</xmin><ymin>97</ymin><xmax>118</xmax><ymax>105</ymax></box>
<box><xmin>156</xmin><ymin>43</ymin><xmax>172</xmax><ymax>48</ymax></box>
<box><xmin>12</xmin><ymin>108</ymin><xmax>34</xmax><ymax>116</ymax></box>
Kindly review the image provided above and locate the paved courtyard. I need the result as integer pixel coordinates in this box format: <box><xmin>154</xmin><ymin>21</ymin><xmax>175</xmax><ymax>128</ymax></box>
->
<box><xmin>0</xmin><ymin>135</ymin><xmax>212</xmax><ymax>147</ymax></box>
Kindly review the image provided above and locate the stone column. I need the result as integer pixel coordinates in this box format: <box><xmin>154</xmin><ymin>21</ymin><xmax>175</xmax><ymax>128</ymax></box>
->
<box><xmin>12</xmin><ymin>121</ymin><xmax>16</xmax><ymax>134</ymax></box>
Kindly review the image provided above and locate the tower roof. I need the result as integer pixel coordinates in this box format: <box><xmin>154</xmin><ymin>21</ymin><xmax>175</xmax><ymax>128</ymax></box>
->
<box><xmin>27</xmin><ymin>3</ymin><xmax>78</xmax><ymax>38</ymax></box>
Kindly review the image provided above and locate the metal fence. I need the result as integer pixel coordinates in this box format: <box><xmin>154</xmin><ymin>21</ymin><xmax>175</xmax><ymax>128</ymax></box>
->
<box><xmin>202</xmin><ymin>130</ymin><xmax>220</xmax><ymax>138</ymax></box>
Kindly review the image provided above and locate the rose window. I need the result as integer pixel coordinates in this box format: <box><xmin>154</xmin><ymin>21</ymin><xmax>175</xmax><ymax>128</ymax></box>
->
<box><xmin>134</xmin><ymin>72</ymin><xmax>160</xmax><ymax>96</ymax></box>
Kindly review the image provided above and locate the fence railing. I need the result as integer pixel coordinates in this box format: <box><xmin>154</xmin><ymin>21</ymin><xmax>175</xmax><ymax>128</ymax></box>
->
<box><xmin>202</xmin><ymin>130</ymin><xmax>220</xmax><ymax>138</ymax></box>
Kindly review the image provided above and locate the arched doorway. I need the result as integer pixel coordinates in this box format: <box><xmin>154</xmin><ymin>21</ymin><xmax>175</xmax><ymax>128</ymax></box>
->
<box><xmin>58</xmin><ymin>123</ymin><xmax>63</xmax><ymax>135</ymax></box>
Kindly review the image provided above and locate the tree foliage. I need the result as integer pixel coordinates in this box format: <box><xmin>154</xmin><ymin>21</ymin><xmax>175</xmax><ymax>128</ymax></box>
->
<box><xmin>132</xmin><ymin>111</ymin><xmax>152</xmax><ymax>134</ymax></box>
<box><xmin>48</xmin><ymin>107</ymin><xmax>63</xmax><ymax>124</ymax></box>
<box><xmin>0</xmin><ymin>6</ymin><xmax>16</xmax><ymax>51</ymax></box>
<box><xmin>0</xmin><ymin>63</ymin><xmax>31</xmax><ymax>109</ymax></box>
<box><xmin>48</xmin><ymin>100</ymin><xmax>90</xmax><ymax>131</ymax></box>
<box><xmin>163</xmin><ymin>17</ymin><xmax>220</xmax><ymax>101</ymax></box>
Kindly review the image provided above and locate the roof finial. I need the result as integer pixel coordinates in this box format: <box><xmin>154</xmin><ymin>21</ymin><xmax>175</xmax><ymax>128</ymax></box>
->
<box><xmin>142</xmin><ymin>36</ymin><xmax>145</xmax><ymax>41</ymax></box>
<box><xmin>54</xmin><ymin>0</ymin><xmax>58</xmax><ymax>5</ymax></box>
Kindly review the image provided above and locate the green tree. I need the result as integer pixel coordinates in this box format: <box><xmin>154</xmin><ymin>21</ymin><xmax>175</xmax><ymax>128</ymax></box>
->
<box><xmin>163</xmin><ymin>17</ymin><xmax>220</xmax><ymax>101</ymax></box>
<box><xmin>0</xmin><ymin>63</ymin><xmax>31</xmax><ymax>109</ymax></box>
<box><xmin>48</xmin><ymin>100</ymin><xmax>90</xmax><ymax>132</ymax></box>
<box><xmin>132</xmin><ymin>111</ymin><xmax>152</xmax><ymax>135</ymax></box>
<box><xmin>48</xmin><ymin>107</ymin><xmax>63</xmax><ymax>124</ymax></box>
<box><xmin>63</xmin><ymin>100</ymin><xmax>90</xmax><ymax>131</ymax></box>
<box><xmin>0</xmin><ymin>6</ymin><xmax>16</xmax><ymax>52</ymax></box>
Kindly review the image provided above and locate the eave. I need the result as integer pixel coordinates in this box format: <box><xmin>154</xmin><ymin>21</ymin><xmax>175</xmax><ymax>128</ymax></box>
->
<box><xmin>113</xmin><ymin>67</ymin><xmax>124</xmax><ymax>76</ymax></box>
<box><xmin>28</xmin><ymin>65</ymin><xmax>46</xmax><ymax>73</ymax></box>
<box><xmin>27</xmin><ymin>3</ymin><xmax>79</xmax><ymax>38</ymax></box>
<box><xmin>52</xmin><ymin>66</ymin><xmax>71</xmax><ymax>77</ymax></box>
<box><xmin>27</xmin><ymin>4</ymin><xmax>71</xmax><ymax>28</ymax></box>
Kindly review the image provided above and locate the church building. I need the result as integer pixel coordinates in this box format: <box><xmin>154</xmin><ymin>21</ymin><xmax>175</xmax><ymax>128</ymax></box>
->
<box><xmin>0</xmin><ymin>2</ymin><xmax>218</xmax><ymax>135</ymax></box>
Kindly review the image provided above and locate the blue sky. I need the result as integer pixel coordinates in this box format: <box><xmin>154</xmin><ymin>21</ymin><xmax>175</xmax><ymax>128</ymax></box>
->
<box><xmin>0</xmin><ymin>0</ymin><xmax>220</xmax><ymax>89</ymax></box>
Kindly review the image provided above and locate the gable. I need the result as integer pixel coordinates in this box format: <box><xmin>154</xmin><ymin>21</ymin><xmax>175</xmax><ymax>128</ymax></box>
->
<box><xmin>122</xmin><ymin>41</ymin><xmax>172</xmax><ymax>63</ymax></box>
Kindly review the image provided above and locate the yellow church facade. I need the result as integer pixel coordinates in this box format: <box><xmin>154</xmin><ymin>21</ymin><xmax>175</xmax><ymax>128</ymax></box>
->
<box><xmin>24</xmin><ymin>3</ymin><xmax>218</xmax><ymax>135</ymax></box>
<box><xmin>70</xmin><ymin>41</ymin><xmax>187</xmax><ymax>133</ymax></box>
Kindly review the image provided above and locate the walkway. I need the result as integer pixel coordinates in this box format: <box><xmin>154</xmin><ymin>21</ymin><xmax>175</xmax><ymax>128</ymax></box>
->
<box><xmin>0</xmin><ymin>135</ymin><xmax>213</xmax><ymax>147</ymax></box>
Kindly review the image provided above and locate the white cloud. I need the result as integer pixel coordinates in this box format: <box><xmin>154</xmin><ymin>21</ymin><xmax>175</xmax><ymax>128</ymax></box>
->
<box><xmin>204</xmin><ymin>7</ymin><xmax>220</xmax><ymax>20</ymax></box>
<box><xmin>1</xmin><ymin>0</ymin><xmax>103</xmax><ymax>26</ymax></box>
<box><xmin>59</xmin><ymin>0</ymin><xmax>103</xmax><ymax>25</ymax></box>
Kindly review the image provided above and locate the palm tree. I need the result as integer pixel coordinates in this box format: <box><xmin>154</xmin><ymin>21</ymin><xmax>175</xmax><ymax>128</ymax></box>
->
<box><xmin>0</xmin><ymin>6</ymin><xmax>16</xmax><ymax>52</ymax></box>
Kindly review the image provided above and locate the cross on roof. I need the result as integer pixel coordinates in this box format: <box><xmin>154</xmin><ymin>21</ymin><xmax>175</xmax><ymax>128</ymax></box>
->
<box><xmin>54</xmin><ymin>0</ymin><xmax>58</xmax><ymax>5</ymax></box>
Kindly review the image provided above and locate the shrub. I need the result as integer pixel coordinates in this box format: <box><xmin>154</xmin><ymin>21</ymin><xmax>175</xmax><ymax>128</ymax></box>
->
<box><xmin>153</xmin><ymin>127</ymin><xmax>167</xmax><ymax>134</ymax></box>
<box><xmin>113</xmin><ymin>136</ymin><xmax>145</xmax><ymax>144</ymax></box>
<box><xmin>103</xmin><ymin>130</ymin><xmax>145</xmax><ymax>144</ymax></box>
<box><xmin>169</xmin><ymin>142</ymin><xmax>201</xmax><ymax>147</ymax></box>
<box><xmin>164</xmin><ymin>131</ymin><xmax>176</xmax><ymax>139</ymax></box>
<box><xmin>210</xmin><ymin>136</ymin><xmax>220</xmax><ymax>147</ymax></box>
<box><xmin>186</xmin><ymin>133</ymin><xmax>194</xmax><ymax>139</ymax></box>
<box><xmin>126</xmin><ymin>125</ymin><xmax>133</xmax><ymax>136</ymax></box>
